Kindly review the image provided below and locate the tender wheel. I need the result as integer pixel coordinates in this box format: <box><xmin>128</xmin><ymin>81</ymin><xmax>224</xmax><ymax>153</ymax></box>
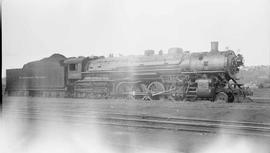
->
<box><xmin>215</xmin><ymin>92</ymin><xmax>228</xmax><ymax>103</ymax></box>
<box><xmin>148</xmin><ymin>81</ymin><xmax>165</xmax><ymax>100</ymax></box>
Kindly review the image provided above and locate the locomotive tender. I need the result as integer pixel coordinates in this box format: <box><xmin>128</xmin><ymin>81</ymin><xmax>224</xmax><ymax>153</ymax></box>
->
<box><xmin>5</xmin><ymin>42</ymin><xmax>251</xmax><ymax>102</ymax></box>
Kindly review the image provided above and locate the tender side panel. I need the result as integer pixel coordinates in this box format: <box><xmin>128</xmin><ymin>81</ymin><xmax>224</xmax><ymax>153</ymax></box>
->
<box><xmin>22</xmin><ymin>62</ymin><xmax>65</xmax><ymax>89</ymax></box>
<box><xmin>6</xmin><ymin>69</ymin><xmax>25</xmax><ymax>91</ymax></box>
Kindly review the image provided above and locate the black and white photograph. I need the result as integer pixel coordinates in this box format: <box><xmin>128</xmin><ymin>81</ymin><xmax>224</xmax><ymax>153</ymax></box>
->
<box><xmin>2</xmin><ymin>0</ymin><xmax>270</xmax><ymax>152</ymax></box>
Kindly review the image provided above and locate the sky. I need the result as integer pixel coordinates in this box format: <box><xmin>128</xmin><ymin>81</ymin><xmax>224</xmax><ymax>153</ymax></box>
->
<box><xmin>2</xmin><ymin>0</ymin><xmax>270</xmax><ymax>77</ymax></box>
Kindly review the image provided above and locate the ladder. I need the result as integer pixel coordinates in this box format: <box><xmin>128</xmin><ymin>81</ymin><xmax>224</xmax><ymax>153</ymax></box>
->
<box><xmin>185</xmin><ymin>82</ymin><xmax>197</xmax><ymax>101</ymax></box>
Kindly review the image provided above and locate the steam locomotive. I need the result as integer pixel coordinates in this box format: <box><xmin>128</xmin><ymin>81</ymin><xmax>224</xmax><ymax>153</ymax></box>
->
<box><xmin>5</xmin><ymin>42</ymin><xmax>251</xmax><ymax>102</ymax></box>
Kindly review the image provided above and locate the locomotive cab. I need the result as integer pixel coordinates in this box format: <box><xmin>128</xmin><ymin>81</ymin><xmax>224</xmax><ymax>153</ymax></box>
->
<box><xmin>64</xmin><ymin>57</ymin><xmax>89</xmax><ymax>83</ymax></box>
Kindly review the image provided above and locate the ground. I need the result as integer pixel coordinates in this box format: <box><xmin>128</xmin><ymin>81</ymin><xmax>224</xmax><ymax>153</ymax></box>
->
<box><xmin>1</xmin><ymin>95</ymin><xmax>270</xmax><ymax>153</ymax></box>
<box><xmin>252</xmin><ymin>88</ymin><xmax>270</xmax><ymax>98</ymax></box>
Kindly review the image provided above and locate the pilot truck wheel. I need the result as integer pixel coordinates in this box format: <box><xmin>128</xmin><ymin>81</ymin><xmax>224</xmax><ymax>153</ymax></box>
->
<box><xmin>215</xmin><ymin>92</ymin><xmax>228</xmax><ymax>103</ymax></box>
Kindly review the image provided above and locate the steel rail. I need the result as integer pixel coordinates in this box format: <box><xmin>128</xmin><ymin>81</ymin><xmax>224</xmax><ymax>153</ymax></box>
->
<box><xmin>5</xmin><ymin>114</ymin><xmax>270</xmax><ymax>137</ymax></box>
<box><xmin>8</xmin><ymin>109</ymin><xmax>270</xmax><ymax>128</ymax></box>
<box><xmin>3</xmin><ymin>106</ymin><xmax>270</xmax><ymax>125</ymax></box>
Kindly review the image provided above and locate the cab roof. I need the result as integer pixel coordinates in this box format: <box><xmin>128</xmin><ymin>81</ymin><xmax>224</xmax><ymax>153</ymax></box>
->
<box><xmin>64</xmin><ymin>57</ymin><xmax>86</xmax><ymax>64</ymax></box>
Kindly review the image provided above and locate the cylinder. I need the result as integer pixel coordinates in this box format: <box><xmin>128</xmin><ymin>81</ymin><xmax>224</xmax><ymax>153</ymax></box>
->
<box><xmin>211</xmin><ymin>41</ymin><xmax>219</xmax><ymax>52</ymax></box>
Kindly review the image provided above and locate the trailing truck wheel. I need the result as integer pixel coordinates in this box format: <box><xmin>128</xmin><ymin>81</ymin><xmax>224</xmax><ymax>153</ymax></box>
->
<box><xmin>116</xmin><ymin>82</ymin><xmax>134</xmax><ymax>100</ymax></box>
<box><xmin>215</xmin><ymin>92</ymin><xmax>228</xmax><ymax>103</ymax></box>
<box><xmin>148</xmin><ymin>81</ymin><xmax>165</xmax><ymax>100</ymax></box>
<box><xmin>117</xmin><ymin>83</ymin><xmax>132</xmax><ymax>93</ymax></box>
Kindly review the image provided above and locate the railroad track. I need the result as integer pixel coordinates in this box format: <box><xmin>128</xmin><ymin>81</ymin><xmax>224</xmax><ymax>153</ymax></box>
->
<box><xmin>3</xmin><ymin>108</ymin><xmax>270</xmax><ymax>137</ymax></box>
<box><xmin>3</xmin><ymin>96</ymin><xmax>270</xmax><ymax>103</ymax></box>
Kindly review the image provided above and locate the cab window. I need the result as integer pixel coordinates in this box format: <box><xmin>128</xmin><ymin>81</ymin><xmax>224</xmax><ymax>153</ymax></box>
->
<box><xmin>69</xmin><ymin>64</ymin><xmax>78</xmax><ymax>71</ymax></box>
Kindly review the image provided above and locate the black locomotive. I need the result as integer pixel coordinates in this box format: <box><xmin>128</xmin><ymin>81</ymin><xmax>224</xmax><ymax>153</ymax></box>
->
<box><xmin>5</xmin><ymin>42</ymin><xmax>252</xmax><ymax>102</ymax></box>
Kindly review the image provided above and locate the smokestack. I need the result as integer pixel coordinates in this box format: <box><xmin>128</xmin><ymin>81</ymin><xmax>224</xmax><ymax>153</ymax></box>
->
<box><xmin>211</xmin><ymin>41</ymin><xmax>219</xmax><ymax>52</ymax></box>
